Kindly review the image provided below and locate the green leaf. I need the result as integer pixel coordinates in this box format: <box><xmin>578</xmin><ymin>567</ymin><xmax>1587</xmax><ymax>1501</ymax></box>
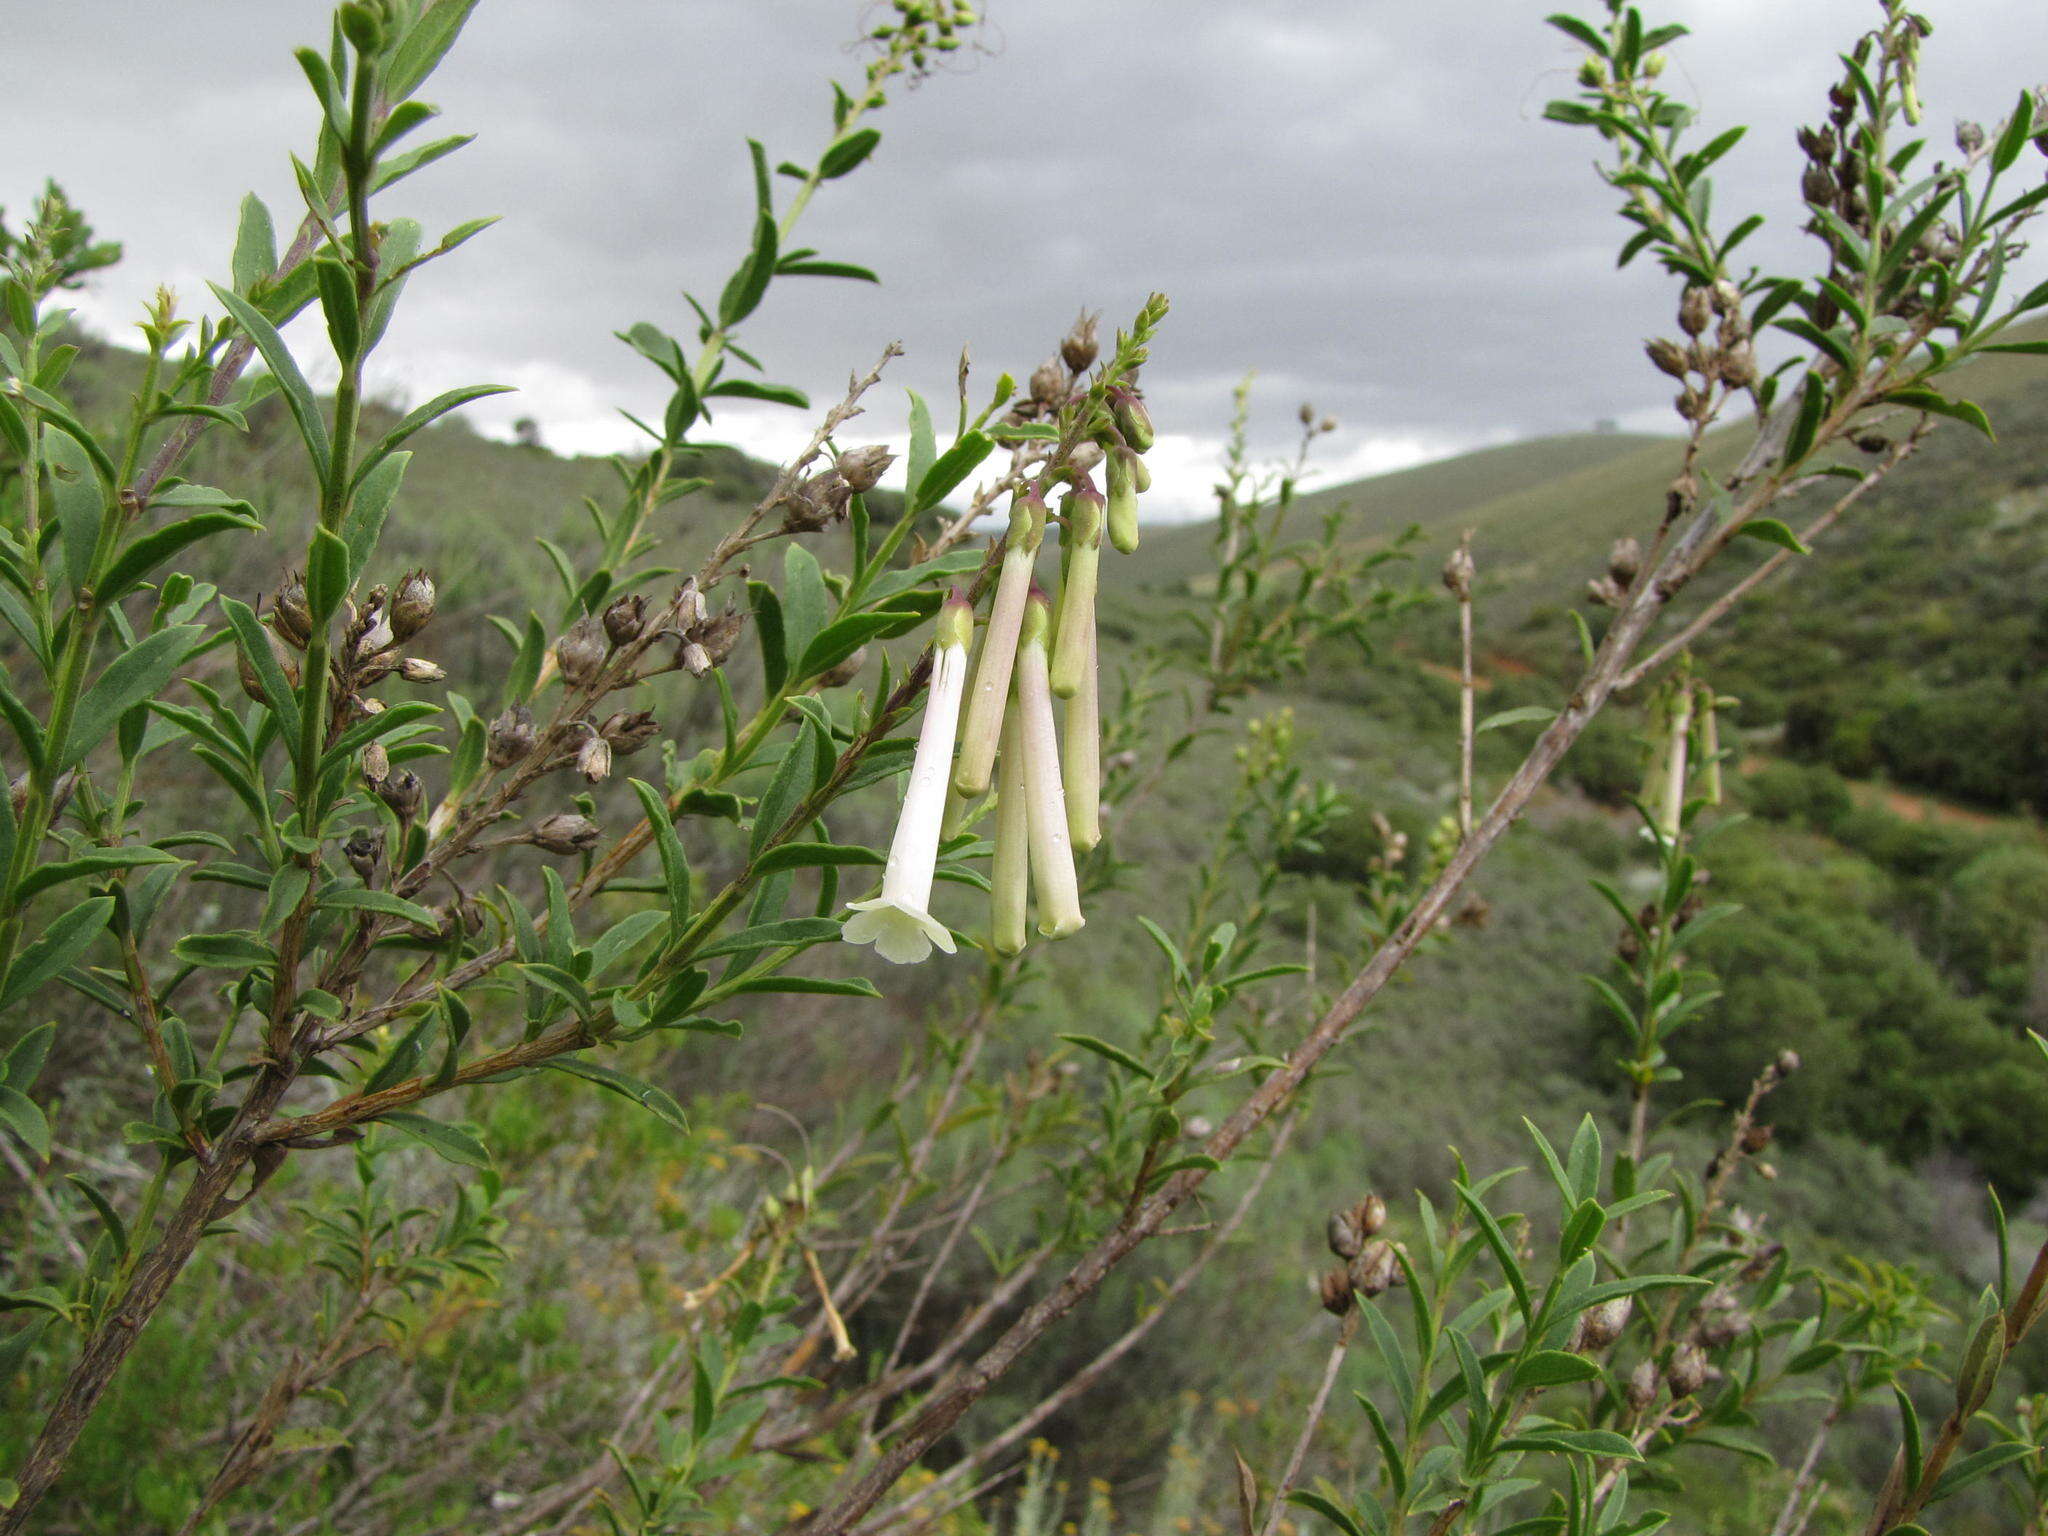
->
<box><xmin>748</xmin><ymin>581</ymin><xmax>787</xmax><ymax>693</ymax></box>
<box><xmin>717</xmin><ymin>210</ymin><xmax>779</xmax><ymax>327</ymax></box>
<box><xmin>545</xmin><ymin>1058</ymin><xmax>688</xmax><ymax>1133</ymax></box>
<box><xmin>209</xmin><ymin>283</ymin><xmax>330</xmax><ymax>479</ymax></box>
<box><xmin>755</xmin><ymin>842</ymin><xmax>884</xmax><ymax>874</ymax></box>
<box><xmin>1057</xmin><ymin>1033</ymin><xmax>1154</xmax><ymax>1079</ymax></box>
<box><xmin>704</xmin><ymin>378</ymin><xmax>809</xmax><ymax>408</ymax></box>
<box><xmin>318</xmin><ymin>886</ymin><xmax>442</xmax><ymax>930</ymax></box>
<box><xmin>305</xmin><ymin>526</ymin><xmax>350</xmax><ymax>625</ymax></box>
<box><xmin>589</xmin><ymin>910</ymin><xmax>667</xmax><ymax>976</ymax></box>
<box><xmin>1512</xmin><ymin>1350</ymin><xmax>1602</xmax><ymax>1389</ymax></box>
<box><xmin>13</xmin><ymin>846</ymin><xmax>182</xmax><ymax>902</ymax></box>
<box><xmin>1285</xmin><ymin>1491</ymin><xmax>1369</xmax><ymax>1536</ymax></box>
<box><xmin>628</xmin><ymin>780</ymin><xmax>693</xmax><ymax>931</ymax></box>
<box><xmin>379</xmin><ymin>1111</ymin><xmax>492</xmax><ymax>1169</ymax></box>
<box><xmin>351</xmin><ymin>385</ymin><xmax>515</xmax><ymax>493</ymax></box>
<box><xmin>818</xmin><ymin>127</ymin><xmax>881</xmax><ymax>178</ymax></box>
<box><xmin>1928</xmin><ymin>1440</ymin><xmax>2038</xmax><ymax>1501</ymax></box>
<box><xmin>344</xmin><ymin>450</ymin><xmax>409</xmax><ymax>581</ymax></box>
<box><xmin>1455</xmin><ymin>1182</ymin><xmax>1532</xmax><ymax>1327</ymax></box>
<box><xmin>315</xmin><ymin>257</ymin><xmax>360</xmax><ymax>363</ymax></box>
<box><xmin>3</xmin><ymin>1024</ymin><xmax>54</xmax><ymax>1090</ymax></box>
<box><xmin>726</xmin><ymin>975</ymin><xmax>881</xmax><ymax>998</ymax></box>
<box><xmin>63</xmin><ymin>1174</ymin><xmax>127</xmax><ymax>1255</ymax></box>
<box><xmin>385</xmin><ymin>0</ymin><xmax>481</xmax><ymax>97</ymax></box>
<box><xmin>0</xmin><ymin>1086</ymin><xmax>50</xmax><ymax>1161</ymax></box>
<box><xmin>1476</xmin><ymin>705</ymin><xmax>1557</xmax><ymax>734</ymax></box>
<box><xmin>912</xmin><ymin>430</ymin><xmax>995</xmax><ymax>513</ymax></box>
<box><xmin>1732</xmin><ymin>518</ymin><xmax>1810</xmax><ymax>555</ymax></box>
<box><xmin>221</xmin><ymin>598</ymin><xmax>302</xmax><ymax>746</ymax></box>
<box><xmin>45</xmin><ymin>431</ymin><xmax>105</xmax><ymax>601</ymax></box>
<box><xmin>60</xmin><ymin>625</ymin><xmax>202</xmax><ymax>772</ymax></box>
<box><xmin>232</xmin><ymin>193</ymin><xmax>278</xmax><ymax>295</ymax></box>
<box><xmin>795</xmin><ymin>613</ymin><xmax>900</xmax><ymax>683</ymax></box>
<box><xmin>904</xmin><ymin>390</ymin><xmax>936</xmax><ymax>503</ymax></box>
<box><xmin>750</xmin><ymin>723</ymin><xmax>820</xmax><ymax>859</ymax></box>
<box><xmin>171</xmin><ymin>931</ymin><xmax>274</xmax><ymax>969</ymax></box>
<box><xmin>781</xmin><ymin>544</ymin><xmax>832</xmax><ymax>677</ymax></box>
<box><xmin>1885</xmin><ymin>385</ymin><xmax>1994</xmax><ymax>440</ymax></box>
<box><xmin>0</xmin><ymin>897</ymin><xmax>114</xmax><ymax>1011</ymax></box>
<box><xmin>1501</xmin><ymin>1429</ymin><xmax>1641</xmax><ymax>1460</ymax></box>
<box><xmin>1992</xmin><ymin>91</ymin><xmax>2037</xmax><ymax>174</ymax></box>
<box><xmin>99</xmin><ymin>511</ymin><xmax>261</xmax><ymax>607</ymax></box>
<box><xmin>692</xmin><ymin>916</ymin><xmax>840</xmax><ymax>961</ymax></box>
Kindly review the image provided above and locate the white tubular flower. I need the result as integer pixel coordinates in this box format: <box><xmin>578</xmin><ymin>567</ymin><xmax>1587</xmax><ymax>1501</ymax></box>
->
<box><xmin>1064</xmin><ymin>617</ymin><xmax>1100</xmax><ymax>852</ymax></box>
<box><xmin>844</xmin><ymin>592</ymin><xmax>973</xmax><ymax>964</ymax></box>
<box><xmin>1017</xmin><ymin>589</ymin><xmax>1084</xmax><ymax>939</ymax></box>
<box><xmin>1049</xmin><ymin>482</ymin><xmax>1102</xmax><ymax>700</ymax></box>
<box><xmin>990</xmin><ymin>702</ymin><xmax>1030</xmax><ymax>955</ymax></box>
<box><xmin>954</xmin><ymin>491</ymin><xmax>1044</xmax><ymax>798</ymax></box>
<box><xmin>1644</xmin><ymin>677</ymin><xmax>1693</xmax><ymax>840</ymax></box>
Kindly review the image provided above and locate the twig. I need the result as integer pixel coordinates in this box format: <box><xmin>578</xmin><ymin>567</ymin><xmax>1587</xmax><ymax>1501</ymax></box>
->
<box><xmin>1259</xmin><ymin>1311</ymin><xmax>1357</xmax><ymax>1536</ymax></box>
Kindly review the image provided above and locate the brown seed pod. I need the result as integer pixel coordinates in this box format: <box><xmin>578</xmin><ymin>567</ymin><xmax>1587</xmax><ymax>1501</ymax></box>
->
<box><xmin>603</xmin><ymin>593</ymin><xmax>648</xmax><ymax>648</ymax></box>
<box><xmin>487</xmin><ymin>705</ymin><xmax>537</xmax><ymax>768</ymax></box>
<box><xmin>526</xmin><ymin>813</ymin><xmax>602</xmax><ymax>855</ymax></box>
<box><xmin>389</xmin><ymin>570</ymin><xmax>436</xmax><ymax>642</ymax></box>
<box><xmin>555</xmin><ymin>617</ymin><xmax>607</xmax><ymax>688</ymax></box>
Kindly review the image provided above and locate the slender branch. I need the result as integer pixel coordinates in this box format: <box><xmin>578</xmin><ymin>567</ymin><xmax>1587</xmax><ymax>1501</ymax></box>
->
<box><xmin>1259</xmin><ymin>1311</ymin><xmax>1357</xmax><ymax>1536</ymax></box>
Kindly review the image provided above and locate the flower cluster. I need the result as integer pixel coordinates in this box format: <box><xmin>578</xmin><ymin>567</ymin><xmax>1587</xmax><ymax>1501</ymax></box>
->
<box><xmin>845</xmin><ymin>372</ymin><xmax>1159</xmax><ymax>963</ymax></box>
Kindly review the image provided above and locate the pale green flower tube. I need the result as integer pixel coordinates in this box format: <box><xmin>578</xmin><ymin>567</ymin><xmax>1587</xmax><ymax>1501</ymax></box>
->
<box><xmin>990</xmin><ymin>702</ymin><xmax>1030</xmax><ymax>955</ymax></box>
<box><xmin>843</xmin><ymin>593</ymin><xmax>973</xmax><ymax>964</ymax></box>
<box><xmin>1064</xmin><ymin>619</ymin><xmax>1100</xmax><ymax>852</ymax></box>
<box><xmin>1105</xmin><ymin>446</ymin><xmax>1142</xmax><ymax>554</ymax></box>
<box><xmin>1049</xmin><ymin>484</ymin><xmax>1102</xmax><ymax>700</ymax></box>
<box><xmin>953</xmin><ymin>491</ymin><xmax>1045</xmax><ymax>797</ymax></box>
<box><xmin>1016</xmin><ymin>590</ymin><xmax>1083</xmax><ymax>939</ymax></box>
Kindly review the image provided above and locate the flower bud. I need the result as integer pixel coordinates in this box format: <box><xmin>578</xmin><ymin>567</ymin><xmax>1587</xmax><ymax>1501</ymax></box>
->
<box><xmin>600</xmin><ymin>709</ymin><xmax>660</xmax><ymax>757</ymax></box>
<box><xmin>577</xmin><ymin>734</ymin><xmax>612</xmax><ymax>784</ymax></box>
<box><xmin>1107</xmin><ymin>387</ymin><xmax>1155</xmax><ymax>452</ymax></box>
<box><xmin>487</xmin><ymin>705</ymin><xmax>537</xmax><ymax>768</ymax></box>
<box><xmin>1678</xmin><ymin>286</ymin><xmax>1713</xmax><ymax>336</ymax></box>
<box><xmin>527</xmin><ymin>813</ymin><xmax>602</xmax><ymax>855</ymax></box>
<box><xmin>361</xmin><ymin>741</ymin><xmax>390</xmax><ymax>785</ymax></box>
<box><xmin>836</xmin><ymin>444</ymin><xmax>895</xmax><ymax>494</ymax></box>
<box><xmin>269</xmin><ymin>572</ymin><xmax>313</xmax><ymax>649</ymax></box>
<box><xmin>390</xmin><ymin>570</ymin><xmax>436</xmax><ymax>642</ymax></box>
<box><xmin>1796</xmin><ymin>125</ymin><xmax>1835</xmax><ymax>162</ymax></box>
<box><xmin>376</xmin><ymin>769</ymin><xmax>424</xmax><ymax>822</ymax></box>
<box><xmin>1645</xmin><ymin>337</ymin><xmax>1690</xmax><ymax>379</ymax></box>
<box><xmin>1060</xmin><ymin>310</ymin><xmax>1100</xmax><ymax>373</ymax></box>
<box><xmin>1802</xmin><ymin>163</ymin><xmax>1836</xmax><ymax>206</ymax></box>
<box><xmin>1105</xmin><ymin>448</ymin><xmax>1142</xmax><ymax>554</ymax></box>
<box><xmin>603</xmin><ymin>593</ymin><xmax>648</xmax><ymax>648</ymax></box>
<box><xmin>816</xmin><ymin>646</ymin><xmax>869</xmax><ymax>689</ymax></box>
<box><xmin>398</xmin><ymin>657</ymin><xmax>446</xmax><ymax>683</ymax></box>
<box><xmin>555</xmin><ymin>616</ymin><xmax>607</xmax><ymax>687</ymax></box>
<box><xmin>344</xmin><ymin>826</ymin><xmax>385</xmax><ymax>883</ymax></box>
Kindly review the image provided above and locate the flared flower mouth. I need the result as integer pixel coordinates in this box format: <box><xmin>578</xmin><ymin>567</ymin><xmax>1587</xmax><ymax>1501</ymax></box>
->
<box><xmin>843</xmin><ymin>897</ymin><xmax>958</xmax><ymax>965</ymax></box>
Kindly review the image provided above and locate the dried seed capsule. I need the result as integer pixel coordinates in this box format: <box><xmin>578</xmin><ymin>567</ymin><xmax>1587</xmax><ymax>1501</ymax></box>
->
<box><xmin>680</xmin><ymin>641</ymin><xmax>714</xmax><ymax>677</ymax></box>
<box><xmin>1678</xmin><ymin>286</ymin><xmax>1713</xmax><ymax>336</ymax></box>
<box><xmin>1346</xmin><ymin>1238</ymin><xmax>1402</xmax><ymax>1298</ymax></box>
<box><xmin>269</xmin><ymin>572</ymin><xmax>313</xmax><ymax>649</ymax></box>
<box><xmin>1775</xmin><ymin>1048</ymin><xmax>1803</xmax><ymax>1077</ymax></box>
<box><xmin>1441</xmin><ymin>542</ymin><xmax>1475</xmax><ymax>599</ymax></box>
<box><xmin>600</xmin><ymin>709</ymin><xmax>660</xmax><ymax>756</ymax></box>
<box><xmin>1625</xmin><ymin>1358</ymin><xmax>1661</xmax><ymax>1412</ymax></box>
<box><xmin>1644</xmin><ymin>337</ymin><xmax>1690</xmax><ymax>379</ymax></box>
<box><xmin>675</xmin><ymin>577</ymin><xmax>708</xmax><ymax>631</ymax></box>
<box><xmin>487</xmin><ymin>705</ymin><xmax>537</xmax><ymax>768</ymax></box>
<box><xmin>361</xmin><ymin>741</ymin><xmax>390</xmax><ymax>785</ymax></box>
<box><xmin>398</xmin><ymin>657</ymin><xmax>446</xmax><ymax>682</ymax></box>
<box><xmin>527</xmin><ymin>813</ymin><xmax>602</xmax><ymax>855</ymax></box>
<box><xmin>836</xmin><ymin>444</ymin><xmax>895</xmax><ymax>494</ymax></box>
<box><xmin>390</xmin><ymin>570</ymin><xmax>436</xmax><ymax>642</ymax></box>
<box><xmin>577</xmin><ymin>734</ymin><xmax>612</xmax><ymax>784</ymax></box>
<box><xmin>1578</xmin><ymin>1297</ymin><xmax>1633</xmax><ymax>1351</ymax></box>
<box><xmin>344</xmin><ymin>826</ymin><xmax>385</xmax><ymax>882</ymax></box>
<box><xmin>1028</xmin><ymin>358</ymin><xmax>1067</xmax><ymax>410</ymax></box>
<box><xmin>1318</xmin><ymin>1268</ymin><xmax>1355</xmax><ymax>1316</ymax></box>
<box><xmin>816</xmin><ymin>646</ymin><xmax>869</xmax><ymax>689</ymax></box>
<box><xmin>1608</xmin><ymin>536</ymin><xmax>1642</xmax><ymax>586</ymax></box>
<box><xmin>1717</xmin><ymin>343</ymin><xmax>1758</xmax><ymax>389</ymax></box>
<box><xmin>555</xmin><ymin>617</ymin><xmax>606</xmax><ymax>687</ymax></box>
<box><xmin>696</xmin><ymin>608</ymin><xmax>746</xmax><ymax>666</ymax></box>
<box><xmin>1665</xmin><ymin>1341</ymin><xmax>1709</xmax><ymax>1398</ymax></box>
<box><xmin>603</xmin><ymin>593</ymin><xmax>648</xmax><ymax>648</ymax></box>
<box><xmin>376</xmin><ymin>769</ymin><xmax>424</xmax><ymax>822</ymax></box>
<box><xmin>1327</xmin><ymin>1210</ymin><xmax>1364</xmax><ymax>1261</ymax></box>
<box><xmin>1060</xmin><ymin>310</ymin><xmax>1100</xmax><ymax>373</ymax></box>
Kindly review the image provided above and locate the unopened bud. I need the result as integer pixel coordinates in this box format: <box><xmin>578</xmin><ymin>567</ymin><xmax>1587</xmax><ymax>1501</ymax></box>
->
<box><xmin>527</xmin><ymin>812</ymin><xmax>602</xmax><ymax>855</ymax></box>
<box><xmin>816</xmin><ymin>646</ymin><xmax>869</xmax><ymax>689</ymax></box>
<box><xmin>603</xmin><ymin>593</ymin><xmax>648</xmax><ymax>648</ymax></box>
<box><xmin>836</xmin><ymin>444</ymin><xmax>895</xmax><ymax>494</ymax></box>
<box><xmin>1802</xmin><ymin>163</ymin><xmax>1836</xmax><ymax>206</ymax></box>
<box><xmin>1060</xmin><ymin>310</ymin><xmax>1100</xmax><ymax>373</ymax></box>
<box><xmin>1298</xmin><ymin>401</ymin><xmax>1316</xmax><ymax>427</ymax></box>
<box><xmin>577</xmin><ymin>734</ymin><xmax>612</xmax><ymax>784</ymax></box>
<box><xmin>1108</xmin><ymin>387</ymin><xmax>1155</xmax><ymax>453</ymax></box>
<box><xmin>1678</xmin><ymin>286</ymin><xmax>1713</xmax><ymax>336</ymax></box>
<box><xmin>555</xmin><ymin>617</ymin><xmax>606</xmax><ymax>688</ymax></box>
<box><xmin>398</xmin><ymin>657</ymin><xmax>446</xmax><ymax>682</ymax></box>
<box><xmin>1717</xmin><ymin>343</ymin><xmax>1758</xmax><ymax>389</ymax></box>
<box><xmin>1956</xmin><ymin>119</ymin><xmax>1985</xmax><ymax>156</ymax></box>
<box><xmin>376</xmin><ymin>769</ymin><xmax>424</xmax><ymax>822</ymax></box>
<box><xmin>1675</xmin><ymin>386</ymin><xmax>1710</xmax><ymax>424</ymax></box>
<box><xmin>390</xmin><ymin>570</ymin><xmax>436</xmax><ymax>642</ymax></box>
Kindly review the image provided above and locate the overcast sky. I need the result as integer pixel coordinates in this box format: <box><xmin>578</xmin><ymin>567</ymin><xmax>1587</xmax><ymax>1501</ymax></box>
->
<box><xmin>6</xmin><ymin>1</ymin><xmax>2044</xmax><ymax>520</ymax></box>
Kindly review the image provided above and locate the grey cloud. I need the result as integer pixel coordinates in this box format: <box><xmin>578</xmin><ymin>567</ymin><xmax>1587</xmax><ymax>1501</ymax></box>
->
<box><xmin>5</xmin><ymin>1</ymin><xmax>2043</xmax><ymax>514</ymax></box>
